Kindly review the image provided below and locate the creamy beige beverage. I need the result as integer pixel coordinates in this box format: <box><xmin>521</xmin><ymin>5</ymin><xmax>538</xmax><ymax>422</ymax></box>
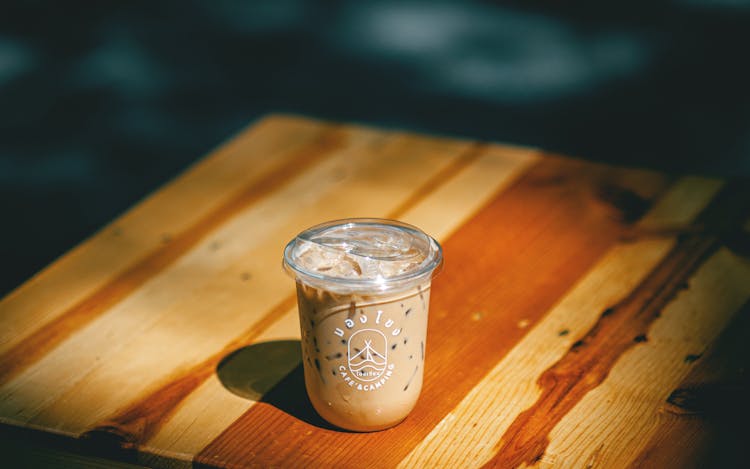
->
<box><xmin>283</xmin><ymin>219</ymin><xmax>442</xmax><ymax>431</ymax></box>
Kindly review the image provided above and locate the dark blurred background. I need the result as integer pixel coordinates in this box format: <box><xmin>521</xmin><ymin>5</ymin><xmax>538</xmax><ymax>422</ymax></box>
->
<box><xmin>1</xmin><ymin>0</ymin><xmax>749</xmax><ymax>296</ymax></box>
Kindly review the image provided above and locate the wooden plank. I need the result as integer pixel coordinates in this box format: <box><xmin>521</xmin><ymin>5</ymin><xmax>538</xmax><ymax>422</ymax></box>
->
<box><xmin>140</xmin><ymin>305</ymin><xmax>302</xmax><ymax>467</ymax></box>
<box><xmin>135</xmin><ymin>143</ymin><xmax>540</xmax><ymax>464</ymax></box>
<box><xmin>628</xmin><ymin>302</ymin><xmax>750</xmax><ymax>468</ymax></box>
<box><xmin>2</xmin><ymin>115</ymin><xmax>747</xmax><ymax>468</ymax></box>
<box><xmin>479</xmin><ymin>179</ymin><xmax>750</xmax><ymax>468</ymax></box>
<box><xmin>538</xmin><ymin>248</ymin><xmax>749</xmax><ymax>468</ymax></box>
<box><xmin>0</xmin><ymin>128</ymin><xmax>475</xmax><ymax>434</ymax></box>
<box><xmin>194</xmin><ymin>157</ymin><xmax>672</xmax><ymax>468</ymax></box>
<box><xmin>531</xmin><ymin>181</ymin><xmax>750</xmax><ymax>468</ymax></box>
<box><xmin>398</xmin><ymin>177</ymin><xmax>723</xmax><ymax>468</ymax></box>
<box><xmin>0</xmin><ymin>115</ymin><xmax>340</xmax><ymax>382</ymax></box>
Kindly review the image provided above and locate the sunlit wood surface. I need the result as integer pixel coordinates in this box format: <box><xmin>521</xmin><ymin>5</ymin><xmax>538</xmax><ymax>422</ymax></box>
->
<box><xmin>1</xmin><ymin>115</ymin><xmax>748</xmax><ymax>468</ymax></box>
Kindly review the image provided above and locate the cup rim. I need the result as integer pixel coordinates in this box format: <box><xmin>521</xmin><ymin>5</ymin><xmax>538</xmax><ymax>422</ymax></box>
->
<box><xmin>282</xmin><ymin>218</ymin><xmax>443</xmax><ymax>294</ymax></box>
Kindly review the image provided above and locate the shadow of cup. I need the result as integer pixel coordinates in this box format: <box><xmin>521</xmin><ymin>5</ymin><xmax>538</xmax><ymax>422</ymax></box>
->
<box><xmin>216</xmin><ymin>339</ymin><xmax>339</xmax><ymax>430</ymax></box>
<box><xmin>216</xmin><ymin>340</ymin><xmax>302</xmax><ymax>401</ymax></box>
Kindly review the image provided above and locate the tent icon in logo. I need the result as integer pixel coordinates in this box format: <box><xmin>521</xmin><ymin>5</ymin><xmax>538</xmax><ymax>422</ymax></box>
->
<box><xmin>348</xmin><ymin>329</ymin><xmax>388</xmax><ymax>382</ymax></box>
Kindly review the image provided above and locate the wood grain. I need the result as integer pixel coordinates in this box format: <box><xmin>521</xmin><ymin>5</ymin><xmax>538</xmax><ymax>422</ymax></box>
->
<box><xmin>0</xmin><ymin>128</ymin><xmax>470</xmax><ymax>430</ymax></box>
<box><xmin>0</xmin><ymin>115</ymin><xmax>325</xmax><ymax>355</ymax></box>
<box><xmin>0</xmin><ymin>126</ymin><xmax>347</xmax><ymax>389</ymax></box>
<box><xmin>0</xmin><ymin>115</ymin><xmax>747</xmax><ymax>469</ymax></box>
<box><xmin>397</xmin><ymin>176</ymin><xmax>722</xmax><ymax>468</ymax></box>
<box><xmin>482</xmin><ymin>180</ymin><xmax>750</xmax><ymax>468</ymax></box>
<box><xmin>541</xmin><ymin>249</ymin><xmax>750</xmax><ymax>468</ymax></box>
<box><xmin>194</xmin><ymin>157</ymin><xmax>672</xmax><ymax>468</ymax></box>
<box><xmin>628</xmin><ymin>300</ymin><xmax>750</xmax><ymax>469</ymax></box>
<box><xmin>140</xmin><ymin>142</ymin><xmax>539</xmax><ymax>464</ymax></box>
<box><xmin>83</xmin><ymin>142</ymin><xmax>485</xmax><ymax>448</ymax></box>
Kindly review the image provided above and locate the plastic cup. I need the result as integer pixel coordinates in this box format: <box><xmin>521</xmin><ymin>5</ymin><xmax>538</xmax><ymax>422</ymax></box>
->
<box><xmin>282</xmin><ymin>218</ymin><xmax>443</xmax><ymax>431</ymax></box>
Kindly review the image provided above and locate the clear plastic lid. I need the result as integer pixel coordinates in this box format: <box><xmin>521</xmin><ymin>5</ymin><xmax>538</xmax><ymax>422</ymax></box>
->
<box><xmin>283</xmin><ymin>218</ymin><xmax>443</xmax><ymax>294</ymax></box>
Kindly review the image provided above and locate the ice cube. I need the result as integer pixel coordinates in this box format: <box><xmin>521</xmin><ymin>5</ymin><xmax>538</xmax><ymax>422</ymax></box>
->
<box><xmin>293</xmin><ymin>227</ymin><xmax>429</xmax><ymax>280</ymax></box>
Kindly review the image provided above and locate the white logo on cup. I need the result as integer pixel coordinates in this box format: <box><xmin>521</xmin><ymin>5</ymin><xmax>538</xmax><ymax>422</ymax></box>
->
<box><xmin>347</xmin><ymin>329</ymin><xmax>387</xmax><ymax>382</ymax></box>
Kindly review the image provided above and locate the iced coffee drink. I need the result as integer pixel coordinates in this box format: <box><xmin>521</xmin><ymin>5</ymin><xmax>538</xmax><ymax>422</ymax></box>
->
<box><xmin>283</xmin><ymin>219</ymin><xmax>443</xmax><ymax>431</ymax></box>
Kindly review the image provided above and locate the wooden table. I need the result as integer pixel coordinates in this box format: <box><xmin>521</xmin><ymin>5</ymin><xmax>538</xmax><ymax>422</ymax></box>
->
<box><xmin>1</xmin><ymin>115</ymin><xmax>748</xmax><ymax>468</ymax></box>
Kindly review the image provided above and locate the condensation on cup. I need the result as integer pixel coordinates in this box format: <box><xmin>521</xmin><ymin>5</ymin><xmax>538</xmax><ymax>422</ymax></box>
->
<box><xmin>282</xmin><ymin>218</ymin><xmax>443</xmax><ymax>431</ymax></box>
